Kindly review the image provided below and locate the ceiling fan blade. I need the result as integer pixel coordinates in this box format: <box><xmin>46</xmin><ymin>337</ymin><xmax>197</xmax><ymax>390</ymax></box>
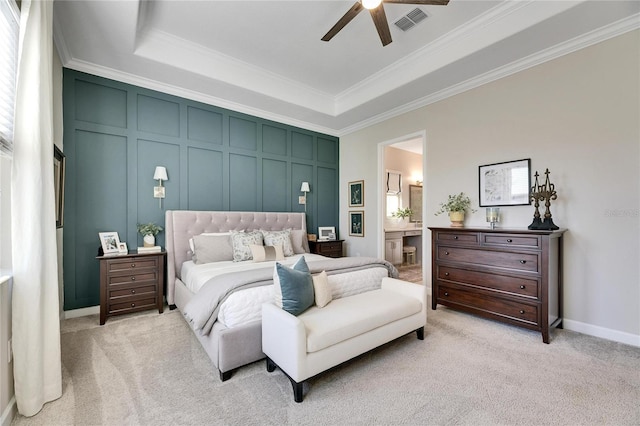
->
<box><xmin>321</xmin><ymin>2</ymin><xmax>364</xmax><ymax>42</ymax></box>
<box><xmin>384</xmin><ymin>0</ymin><xmax>449</xmax><ymax>5</ymax></box>
<box><xmin>369</xmin><ymin>5</ymin><xmax>392</xmax><ymax>46</ymax></box>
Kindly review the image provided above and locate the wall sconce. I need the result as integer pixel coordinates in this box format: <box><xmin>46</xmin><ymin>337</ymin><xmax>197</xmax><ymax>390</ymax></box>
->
<box><xmin>153</xmin><ymin>166</ymin><xmax>168</xmax><ymax>208</ymax></box>
<box><xmin>300</xmin><ymin>182</ymin><xmax>310</xmax><ymax>212</ymax></box>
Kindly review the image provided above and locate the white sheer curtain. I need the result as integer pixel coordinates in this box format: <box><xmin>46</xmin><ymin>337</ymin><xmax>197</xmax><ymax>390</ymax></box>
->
<box><xmin>11</xmin><ymin>0</ymin><xmax>62</xmax><ymax>417</ymax></box>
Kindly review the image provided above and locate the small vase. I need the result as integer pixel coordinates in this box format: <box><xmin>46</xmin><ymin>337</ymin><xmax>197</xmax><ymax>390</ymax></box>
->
<box><xmin>143</xmin><ymin>234</ymin><xmax>155</xmax><ymax>247</ymax></box>
<box><xmin>449</xmin><ymin>211</ymin><xmax>465</xmax><ymax>227</ymax></box>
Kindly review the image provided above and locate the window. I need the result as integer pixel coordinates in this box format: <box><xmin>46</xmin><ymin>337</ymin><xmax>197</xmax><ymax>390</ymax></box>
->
<box><xmin>0</xmin><ymin>0</ymin><xmax>19</xmax><ymax>155</ymax></box>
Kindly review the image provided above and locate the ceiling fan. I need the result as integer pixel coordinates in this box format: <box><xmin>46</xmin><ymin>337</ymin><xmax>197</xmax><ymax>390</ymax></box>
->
<box><xmin>322</xmin><ymin>0</ymin><xmax>450</xmax><ymax>47</ymax></box>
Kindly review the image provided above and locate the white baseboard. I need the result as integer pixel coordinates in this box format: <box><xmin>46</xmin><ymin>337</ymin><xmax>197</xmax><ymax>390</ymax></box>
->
<box><xmin>1</xmin><ymin>397</ymin><xmax>16</xmax><ymax>426</ymax></box>
<box><xmin>563</xmin><ymin>319</ymin><xmax>640</xmax><ymax>348</ymax></box>
<box><xmin>63</xmin><ymin>305</ymin><xmax>99</xmax><ymax>319</ymax></box>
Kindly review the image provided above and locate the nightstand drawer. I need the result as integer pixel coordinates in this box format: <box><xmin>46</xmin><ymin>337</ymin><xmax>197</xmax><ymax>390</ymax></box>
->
<box><xmin>109</xmin><ymin>284</ymin><xmax>157</xmax><ymax>299</ymax></box>
<box><xmin>108</xmin><ymin>272</ymin><xmax>157</xmax><ymax>285</ymax></box>
<box><xmin>109</xmin><ymin>297</ymin><xmax>157</xmax><ymax>314</ymax></box>
<box><xmin>107</xmin><ymin>257</ymin><xmax>158</xmax><ymax>272</ymax></box>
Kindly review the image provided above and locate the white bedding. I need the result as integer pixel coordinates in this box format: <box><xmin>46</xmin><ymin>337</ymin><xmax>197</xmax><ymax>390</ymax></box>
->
<box><xmin>181</xmin><ymin>254</ymin><xmax>388</xmax><ymax>328</ymax></box>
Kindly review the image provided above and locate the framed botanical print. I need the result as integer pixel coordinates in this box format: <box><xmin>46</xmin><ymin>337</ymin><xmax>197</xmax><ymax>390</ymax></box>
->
<box><xmin>349</xmin><ymin>211</ymin><xmax>364</xmax><ymax>237</ymax></box>
<box><xmin>348</xmin><ymin>180</ymin><xmax>364</xmax><ymax>207</ymax></box>
<box><xmin>479</xmin><ymin>158</ymin><xmax>531</xmax><ymax>207</ymax></box>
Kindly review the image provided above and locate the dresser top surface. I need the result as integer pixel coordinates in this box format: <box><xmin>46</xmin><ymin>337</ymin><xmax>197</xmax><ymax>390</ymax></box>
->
<box><xmin>427</xmin><ymin>227</ymin><xmax>566</xmax><ymax>235</ymax></box>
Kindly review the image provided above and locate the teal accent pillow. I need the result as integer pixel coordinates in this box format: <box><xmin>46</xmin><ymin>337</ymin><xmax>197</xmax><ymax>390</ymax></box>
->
<box><xmin>275</xmin><ymin>256</ymin><xmax>314</xmax><ymax>316</ymax></box>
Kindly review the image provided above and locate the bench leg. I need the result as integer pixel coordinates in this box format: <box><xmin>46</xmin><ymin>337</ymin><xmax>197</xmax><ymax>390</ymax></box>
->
<box><xmin>266</xmin><ymin>357</ymin><xmax>276</xmax><ymax>373</ymax></box>
<box><xmin>291</xmin><ymin>380</ymin><xmax>304</xmax><ymax>403</ymax></box>
<box><xmin>220</xmin><ymin>369</ymin><xmax>232</xmax><ymax>382</ymax></box>
<box><xmin>416</xmin><ymin>327</ymin><xmax>424</xmax><ymax>340</ymax></box>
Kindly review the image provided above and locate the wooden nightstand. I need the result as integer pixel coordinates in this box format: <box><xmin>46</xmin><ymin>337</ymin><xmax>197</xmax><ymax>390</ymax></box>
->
<box><xmin>97</xmin><ymin>250</ymin><xmax>166</xmax><ymax>325</ymax></box>
<box><xmin>308</xmin><ymin>240</ymin><xmax>344</xmax><ymax>258</ymax></box>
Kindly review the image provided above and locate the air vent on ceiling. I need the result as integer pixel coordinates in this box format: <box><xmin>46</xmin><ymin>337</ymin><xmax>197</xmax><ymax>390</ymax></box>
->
<box><xmin>394</xmin><ymin>8</ymin><xmax>428</xmax><ymax>32</ymax></box>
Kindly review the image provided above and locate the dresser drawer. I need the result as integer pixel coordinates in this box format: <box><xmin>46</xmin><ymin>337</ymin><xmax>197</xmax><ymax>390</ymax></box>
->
<box><xmin>436</xmin><ymin>231</ymin><xmax>479</xmax><ymax>245</ymax></box>
<box><xmin>109</xmin><ymin>284</ymin><xmax>157</xmax><ymax>299</ymax></box>
<box><xmin>109</xmin><ymin>297</ymin><xmax>157</xmax><ymax>314</ymax></box>
<box><xmin>437</xmin><ymin>247</ymin><xmax>539</xmax><ymax>273</ymax></box>
<box><xmin>438</xmin><ymin>285</ymin><xmax>538</xmax><ymax>325</ymax></box>
<box><xmin>108</xmin><ymin>271</ymin><xmax>158</xmax><ymax>286</ymax></box>
<box><xmin>438</xmin><ymin>266</ymin><xmax>539</xmax><ymax>299</ymax></box>
<box><xmin>106</xmin><ymin>257</ymin><xmax>158</xmax><ymax>273</ymax></box>
<box><xmin>482</xmin><ymin>233</ymin><xmax>541</xmax><ymax>249</ymax></box>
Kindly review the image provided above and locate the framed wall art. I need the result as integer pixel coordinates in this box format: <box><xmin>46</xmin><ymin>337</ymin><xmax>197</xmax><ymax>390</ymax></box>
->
<box><xmin>479</xmin><ymin>159</ymin><xmax>531</xmax><ymax>207</ymax></box>
<box><xmin>349</xmin><ymin>211</ymin><xmax>364</xmax><ymax>237</ymax></box>
<box><xmin>348</xmin><ymin>180</ymin><xmax>364</xmax><ymax>207</ymax></box>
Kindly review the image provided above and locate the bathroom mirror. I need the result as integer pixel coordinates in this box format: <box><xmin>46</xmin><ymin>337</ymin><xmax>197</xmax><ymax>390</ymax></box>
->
<box><xmin>409</xmin><ymin>185</ymin><xmax>422</xmax><ymax>223</ymax></box>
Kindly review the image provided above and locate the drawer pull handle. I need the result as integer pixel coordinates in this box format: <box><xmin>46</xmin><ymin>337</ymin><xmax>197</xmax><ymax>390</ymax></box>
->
<box><xmin>131</xmin><ymin>303</ymin><xmax>136</xmax><ymax>308</ymax></box>
<box><xmin>453</xmin><ymin>236</ymin><xmax>458</xmax><ymax>240</ymax></box>
<box><xmin>519</xmin><ymin>310</ymin><xmax>525</xmax><ymax>314</ymax></box>
<box><xmin>519</xmin><ymin>285</ymin><xmax>525</xmax><ymax>289</ymax></box>
<box><xmin>131</xmin><ymin>276</ymin><xmax>136</xmax><ymax>281</ymax></box>
<box><xmin>519</xmin><ymin>260</ymin><xmax>526</xmax><ymax>264</ymax></box>
<box><xmin>131</xmin><ymin>264</ymin><xmax>136</xmax><ymax>268</ymax></box>
<box><xmin>131</xmin><ymin>289</ymin><xmax>136</xmax><ymax>294</ymax></box>
<box><xmin>506</xmin><ymin>239</ymin><xmax>513</xmax><ymax>243</ymax></box>
<box><xmin>444</xmin><ymin>251</ymin><xmax>449</xmax><ymax>255</ymax></box>
<box><xmin>444</xmin><ymin>272</ymin><xmax>449</xmax><ymax>276</ymax></box>
<box><xmin>444</xmin><ymin>292</ymin><xmax>449</xmax><ymax>296</ymax></box>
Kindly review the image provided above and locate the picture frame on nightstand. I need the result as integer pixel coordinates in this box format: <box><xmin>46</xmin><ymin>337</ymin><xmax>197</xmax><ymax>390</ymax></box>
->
<box><xmin>318</xmin><ymin>226</ymin><xmax>336</xmax><ymax>241</ymax></box>
<box><xmin>99</xmin><ymin>231</ymin><xmax>121</xmax><ymax>255</ymax></box>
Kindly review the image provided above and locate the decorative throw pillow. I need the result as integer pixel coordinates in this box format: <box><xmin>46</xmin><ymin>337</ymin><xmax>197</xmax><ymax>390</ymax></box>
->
<box><xmin>188</xmin><ymin>232</ymin><xmax>230</xmax><ymax>254</ymax></box>
<box><xmin>273</xmin><ymin>256</ymin><xmax>308</xmax><ymax>309</ymax></box>
<box><xmin>262</xmin><ymin>229</ymin><xmax>294</xmax><ymax>257</ymax></box>
<box><xmin>230</xmin><ymin>230</ymin><xmax>263</xmax><ymax>262</ymax></box>
<box><xmin>192</xmin><ymin>234</ymin><xmax>234</xmax><ymax>264</ymax></box>
<box><xmin>290</xmin><ymin>229</ymin><xmax>310</xmax><ymax>254</ymax></box>
<box><xmin>312</xmin><ymin>270</ymin><xmax>332</xmax><ymax>308</ymax></box>
<box><xmin>249</xmin><ymin>244</ymin><xmax>284</xmax><ymax>262</ymax></box>
<box><xmin>274</xmin><ymin>257</ymin><xmax>314</xmax><ymax>316</ymax></box>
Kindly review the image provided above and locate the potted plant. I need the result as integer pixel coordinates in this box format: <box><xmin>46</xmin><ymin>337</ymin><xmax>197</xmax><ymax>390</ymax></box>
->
<box><xmin>435</xmin><ymin>192</ymin><xmax>476</xmax><ymax>227</ymax></box>
<box><xmin>137</xmin><ymin>222</ymin><xmax>163</xmax><ymax>247</ymax></box>
<box><xmin>391</xmin><ymin>207</ymin><xmax>413</xmax><ymax>228</ymax></box>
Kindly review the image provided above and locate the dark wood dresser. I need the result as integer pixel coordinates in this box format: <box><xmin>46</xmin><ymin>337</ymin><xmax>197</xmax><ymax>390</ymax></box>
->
<box><xmin>97</xmin><ymin>250</ymin><xmax>166</xmax><ymax>325</ymax></box>
<box><xmin>308</xmin><ymin>240</ymin><xmax>344</xmax><ymax>258</ymax></box>
<box><xmin>429</xmin><ymin>227</ymin><xmax>565</xmax><ymax>343</ymax></box>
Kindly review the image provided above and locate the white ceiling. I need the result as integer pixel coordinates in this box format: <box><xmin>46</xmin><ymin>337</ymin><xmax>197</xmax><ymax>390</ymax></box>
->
<box><xmin>53</xmin><ymin>1</ymin><xmax>640</xmax><ymax>136</ymax></box>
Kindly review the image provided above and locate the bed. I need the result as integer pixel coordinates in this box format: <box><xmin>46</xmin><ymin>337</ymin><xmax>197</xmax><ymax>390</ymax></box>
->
<box><xmin>165</xmin><ymin>210</ymin><xmax>398</xmax><ymax>380</ymax></box>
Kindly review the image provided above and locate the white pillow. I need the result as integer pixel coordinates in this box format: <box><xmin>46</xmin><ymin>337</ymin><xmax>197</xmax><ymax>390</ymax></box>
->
<box><xmin>312</xmin><ymin>270</ymin><xmax>332</xmax><ymax>308</ymax></box>
<box><xmin>261</xmin><ymin>229</ymin><xmax>294</xmax><ymax>256</ymax></box>
<box><xmin>191</xmin><ymin>234</ymin><xmax>233</xmax><ymax>264</ymax></box>
<box><xmin>290</xmin><ymin>229</ymin><xmax>310</xmax><ymax>254</ymax></box>
<box><xmin>249</xmin><ymin>244</ymin><xmax>284</xmax><ymax>262</ymax></box>
<box><xmin>188</xmin><ymin>232</ymin><xmax>230</xmax><ymax>253</ymax></box>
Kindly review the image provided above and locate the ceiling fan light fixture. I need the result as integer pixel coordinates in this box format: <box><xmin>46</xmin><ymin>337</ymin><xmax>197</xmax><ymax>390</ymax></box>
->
<box><xmin>362</xmin><ymin>0</ymin><xmax>382</xmax><ymax>10</ymax></box>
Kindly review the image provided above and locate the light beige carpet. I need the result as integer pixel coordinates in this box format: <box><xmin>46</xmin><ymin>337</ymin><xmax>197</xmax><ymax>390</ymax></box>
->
<box><xmin>12</xmin><ymin>299</ymin><xmax>640</xmax><ymax>425</ymax></box>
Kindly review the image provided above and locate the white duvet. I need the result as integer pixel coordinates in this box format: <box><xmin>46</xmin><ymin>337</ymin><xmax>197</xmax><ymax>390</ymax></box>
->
<box><xmin>181</xmin><ymin>254</ymin><xmax>388</xmax><ymax>328</ymax></box>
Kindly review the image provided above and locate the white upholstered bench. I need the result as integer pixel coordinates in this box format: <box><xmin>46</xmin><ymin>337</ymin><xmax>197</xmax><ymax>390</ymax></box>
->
<box><xmin>262</xmin><ymin>277</ymin><xmax>426</xmax><ymax>402</ymax></box>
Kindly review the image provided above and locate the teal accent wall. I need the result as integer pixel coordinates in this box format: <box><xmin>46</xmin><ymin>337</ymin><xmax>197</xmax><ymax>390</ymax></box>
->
<box><xmin>62</xmin><ymin>69</ymin><xmax>339</xmax><ymax>310</ymax></box>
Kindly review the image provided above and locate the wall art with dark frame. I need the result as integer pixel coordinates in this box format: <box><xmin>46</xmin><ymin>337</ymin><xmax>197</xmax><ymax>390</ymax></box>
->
<box><xmin>348</xmin><ymin>180</ymin><xmax>364</xmax><ymax>207</ymax></box>
<box><xmin>349</xmin><ymin>211</ymin><xmax>364</xmax><ymax>237</ymax></box>
<box><xmin>479</xmin><ymin>158</ymin><xmax>531</xmax><ymax>207</ymax></box>
<box><xmin>54</xmin><ymin>145</ymin><xmax>66</xmax><ymax>228</ymax></box>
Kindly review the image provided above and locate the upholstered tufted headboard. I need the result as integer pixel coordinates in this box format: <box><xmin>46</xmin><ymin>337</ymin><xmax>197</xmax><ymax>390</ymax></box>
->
<box><xmin>164</xmin><ymin>210</ymin><xmax>307</xmax><ymax>305</ymax></box>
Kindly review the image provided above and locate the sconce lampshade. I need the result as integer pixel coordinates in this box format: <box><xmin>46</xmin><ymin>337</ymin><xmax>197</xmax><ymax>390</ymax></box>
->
<box><xmin>300</xmin><ymin>182</ymin><xmax>310</xmax><ymax>192</ymax></box>
<box><xmin>153</xmin><ymin>166</ymin><xmax>168</xmax><ymax>181</ymax></box>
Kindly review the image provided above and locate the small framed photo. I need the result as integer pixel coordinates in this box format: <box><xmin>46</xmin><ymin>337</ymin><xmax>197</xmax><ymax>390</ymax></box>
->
<box><xmin>318</xmin><ymin>226</ymin><xmax>336</xmax><ymax>241</ymax></box>
<box><xmin>349</xmin><ymin>211</ymin><xmax>364</xmax><ymax>237</ymax></box>
<box><xmin>307</xmin><ymin>234</ymin><xmax>317</xmax><ymax>242</ymax></box>
<box><xmin>99</xmin><ymin>232</ymin><xmax>121</xmax><ymax>255</ymax></box>
<box><xmin>118</xmin><ymin>242</ymin><xmax>128</xmax><ymax>254</ymax></box>
<box><xmin>348</xmin><ymin>180</ymin><xmax>364</xmax><ymax>207</ymax></box>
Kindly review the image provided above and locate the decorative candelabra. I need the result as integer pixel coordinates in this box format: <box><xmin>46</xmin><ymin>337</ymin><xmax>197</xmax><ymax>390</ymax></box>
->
<box><xmin>528</xmin><ymin>168</ymin><xmax>559</xmax><ymax>230</ymax></box>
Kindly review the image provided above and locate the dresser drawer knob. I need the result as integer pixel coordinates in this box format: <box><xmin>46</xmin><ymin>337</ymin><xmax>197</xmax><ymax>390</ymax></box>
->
<box><xmin>519</xmin><ymin>310</ymin><xmax>525</xmax><ymax>314</ymax></box>
<box><xmin>131</xmin><ymin>276</ymin><xmax>136</xmax><ymax>281</ymax></box>
<box><xmin>131</xmin><ymin>289</ymin><xmax>136</xmax><ymax>294</ymax></box>
<box><xmin>520</xmin><ymin>285</ymin><xmax>525</xmax><ymax>289</ymax></box>
<box><xmin>444</xmin><ymin>292</ymin><xmax>449</xmax><ymax>296</ymax></box>
<box><xmin>506</xmin><ymin>239</ymin><xmax>513</xmax><ymax>243</ymax></box>
<box><xmin>131</xmin><ymin>264</ymin><xmax>136</xmax><ymax>268</ymax></box>
<box><xmin>444</xmin><ymin>272</ymin><xmax>449</xmax><ymax>276</ymax></box>
<box><xmin>131</xmin><ymin>303</ymin><xmax>136</xmax><ymax>308</ymax></box>
<box><xmin>519</xmin><ymin>260</ymin><xmax>526</xmax><ymax>264</ymax></box>
<box><xmin>453</xmin><ymin>236</ymin><xmax>458</xmax><ymax>240</ymax></box>
<box><xmin>444</xmin><ymin>251</ymin><xmax>449</xmax><ymax>255</ymax></box>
